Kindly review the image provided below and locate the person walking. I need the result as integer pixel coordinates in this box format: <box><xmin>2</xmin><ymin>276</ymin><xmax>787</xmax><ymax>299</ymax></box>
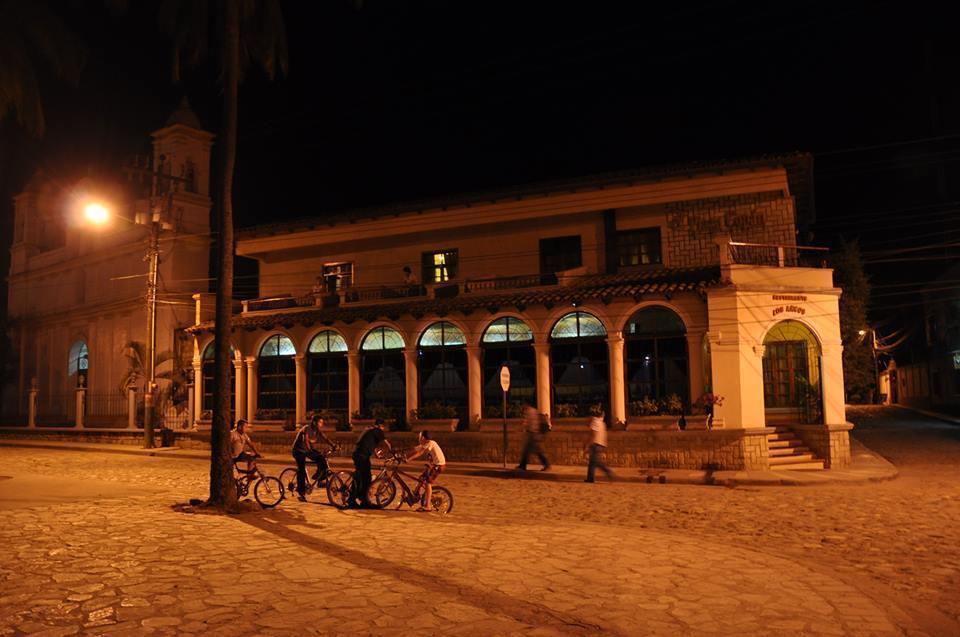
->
<box><xmin>517</xmin><ymin>404</ymin><xmax>550</xmax><ymax>471</ymax></box>
<box><xmin>351</xmin><ymin>418</ymin><xmax>391</xmax><ymax>508</ymax></box>
<box><xmin>585</xmin><ymin>411</ymin><xmax>615</xmax><ymax>483</ymax></box>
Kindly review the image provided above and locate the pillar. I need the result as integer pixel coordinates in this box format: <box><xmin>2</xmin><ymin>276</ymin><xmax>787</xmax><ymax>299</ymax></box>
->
<box><xmin>75</xmin><ymin>387</ymin><xmax>86</xmax><ymax>429</ymax></box>
<box><xmin>686</xmin><ymin>330</ymin><xmax>706</xmax><ymax>406</ymax></box>
<box><xmin>534</xmin><ymin>342</ymin><xmax>551</xmax><ymax>417</ymax></box>
<box><xmin>245</xmin><ymin>357</ymin><xmax>257</xmax><ymax>421</ymax></box>
<box><xmin>347</xmin><ymin>352</ymin><xmax>361</xmax><ymax>422</ymax></box>
<box><xmin>294</xmin><ymin>354</ymin><xmax>307</xmax><ymax>425</ymax></box>
<box><xmin>27</xmin><ymin>380</ymin><xmax>38</xmax><ymax>427</ymax></box>
<box><xmin>820</xmin><ymin>341</ymin><xmax>846</xmax><ymax>425</ymax></box>
<box><xmin>606</xmin><ymin>333</ymin><xmax>625</xmax><ymax>426</ymax></box>
<box><xmin>192</xmin><ymin>361</ymin><xmax>203</xmax><ymax>423</ymax></box>
<box><xmin>234</xmin><ymin>359</ymin><xmax>246</xmax><ymax>421</ymax></box>
<box><xmin>466</xmin><ymin>345</ymin><xmax>482</xmax><ymax>429</ymax></box>
<box><xmin>127</xmin><ymin>387</ymin><xmax>137</xmax><ymax>429</ymax></box>
<box><xmin>186</xmin><ymin>382</ymin><xmax>194</xmax><ymax>431</ymax></box>
<box><xmin>404</xmin><ymin>348</ymin><xmax>418</xmax><ymax>423</ymax></box>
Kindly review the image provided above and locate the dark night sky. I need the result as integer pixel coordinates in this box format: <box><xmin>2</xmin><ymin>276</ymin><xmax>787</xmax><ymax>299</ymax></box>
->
<box><xmin>2</xmin><ymin>0</ymin><xmax>959</xmax><ymax>323</ymax></box>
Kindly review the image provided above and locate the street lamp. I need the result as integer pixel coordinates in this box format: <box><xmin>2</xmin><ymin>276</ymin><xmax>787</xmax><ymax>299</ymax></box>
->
<box><xmin>80</xmin><ymin>197</ymin><xmax>163</xmax><ymax>449</ymax></box>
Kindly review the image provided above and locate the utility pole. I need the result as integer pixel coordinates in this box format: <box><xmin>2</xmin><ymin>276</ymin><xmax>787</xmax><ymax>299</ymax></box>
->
<box><xmin>143</xmin><ymin>211</ymin><xmax>161</xmax><ymax>449</ymax></box>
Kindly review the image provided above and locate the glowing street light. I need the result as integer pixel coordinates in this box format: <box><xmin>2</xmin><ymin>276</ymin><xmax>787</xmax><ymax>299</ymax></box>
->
<box><xmin>83</xmin><ymin>202</ymin><xmax>110</xmax><ymax>225</ymax></box>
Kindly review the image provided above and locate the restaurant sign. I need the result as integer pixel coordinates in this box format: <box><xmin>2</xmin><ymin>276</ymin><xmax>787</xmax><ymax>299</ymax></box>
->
<box><xmin>771</xmin><ymin>294</ymin><xmax>807</xmax><ymax>318</ymax></box>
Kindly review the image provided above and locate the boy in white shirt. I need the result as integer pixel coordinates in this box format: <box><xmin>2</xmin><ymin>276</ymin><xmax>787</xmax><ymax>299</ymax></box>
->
<box><xmin>405</xmin><ymin>430</ymin><xmax>446</xmax><ymax>512</ymax></box>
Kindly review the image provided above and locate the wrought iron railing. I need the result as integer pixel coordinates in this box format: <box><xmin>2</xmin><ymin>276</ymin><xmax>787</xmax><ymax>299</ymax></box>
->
<box><xmin>727</xmin><ymin>242</ymin><xmax>829</xmax><ymax>268</ymax></box>
<box><xmin>87</xmin><ymin>392</ymin><xmax>128</xmax><ymax>417</ymax></box>
<box><xmin>463</xmin><ymin>273</ymin><xmax>558</xmax><ymax>293</ymax></box>
<box><xmin>342</xmin><ymin>284</ymin><xmax>426</xmax><ymax>304</ymax></box>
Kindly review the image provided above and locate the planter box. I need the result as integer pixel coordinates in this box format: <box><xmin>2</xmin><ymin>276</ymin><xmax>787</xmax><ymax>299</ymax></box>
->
<box><xmin>626</xmin><ymin>415</ymin><xmax>680</xmax><ymax>432</ymax></box>
<box><xmin>350</xmin><ymin>418</ymin><xmax>397</xmax><ymax>432</ymax></box>
<box><xmin>477</xmin><ymin>418</ymin><xmax>524</xmax><ymax>432</ymax></box>
<box><xmin>410</xmin><ymin>418</ymin><xmax>459</xmax><ymax>432</ymax></box>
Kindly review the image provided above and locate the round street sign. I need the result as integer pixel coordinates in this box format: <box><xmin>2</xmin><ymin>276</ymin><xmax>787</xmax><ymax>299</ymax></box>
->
<box><xmin>499</xmin><ymin>366</ymin><xmax>511</xmax><ymax>392</ymax></box>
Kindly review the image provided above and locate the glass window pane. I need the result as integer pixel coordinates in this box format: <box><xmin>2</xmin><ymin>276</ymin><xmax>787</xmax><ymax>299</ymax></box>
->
<box><xmin>551</xmin><ymin>314</ymin><xmax>580</xmax><ymax>339</ymax></box>
<box><xmin>576</xmin><ymin>313</ymin><xmax>607</xmax><ymax>337</ymax></box>
<box><xmin>627</xmin><ymin>307</ymin><xmax>685</xmax><ymax>336</ymax></box>
<box><xmin>362</xmin><ymin>327</ymin><xmax>405</xmax><ymax>351</ymax></box>
<box><xmin>483</xmin><ymin>320</ymin><xmax>508</xmax><ymax>343</ymax></box>
<box><xmin>309</xmin><ymin>330</ymin><xmax>348</xmax><ymax>353</ymax></box>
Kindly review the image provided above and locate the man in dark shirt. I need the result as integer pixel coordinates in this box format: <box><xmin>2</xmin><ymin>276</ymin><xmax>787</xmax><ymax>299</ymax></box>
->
<box><xmin>351</xmin><ymin>419</ymin><xmax>391</xmax><ymax>508</ymax></box>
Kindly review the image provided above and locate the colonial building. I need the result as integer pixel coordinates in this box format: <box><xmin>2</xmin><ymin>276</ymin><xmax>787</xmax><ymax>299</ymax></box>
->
<box><xmin>186</xmin><ymin>154</ymin><xmax>852</xmax><ymax>469</ymax></box>
<box><xmin>3</xmin><ymin>100</ymin><xmax>214</xmax><ymax>427</ymax></box>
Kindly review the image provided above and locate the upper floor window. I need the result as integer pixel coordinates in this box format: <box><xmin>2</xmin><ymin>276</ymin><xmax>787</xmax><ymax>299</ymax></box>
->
<box><xmin>323</xmin><ymin>262</ymin><xmax>353</xmax><ymax>291</ymax></box>
<box><xmin>423</xmin><ymin>249</ymin><xmax>458</xmax><ymax>283</ymax></box>
<box><xmin>617</xmin><ymin>228</ymin><xmax>662</xmax><ymax>267</ymax></box>
<box><xmin>540</xmin><ymin>235</ymin><xmax>582</xmax><ymax>274</ymax></box>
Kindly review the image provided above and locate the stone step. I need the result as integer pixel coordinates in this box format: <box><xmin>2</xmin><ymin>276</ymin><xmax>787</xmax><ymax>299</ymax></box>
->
<box><xmin>766</xmin><ymin>433</ymin><xmax>798</xmax><ymax>443</ymax></box>
<box><xmin>767</xmin><ymin>439</ymin><xmax>804</xmax><ymax>449</ymax></box>
<box><xmin>769</xmin><ymin>453</ymin><xmax>816</xmax><ymax>465</ymax></box>
<box><xmin>769</xmin><ymin>446</ymin><xmax>811</xmax><ymax>457</ymax></box>
<box><xmin>771</xmin><ymin>460</ymin><xmax>826</xmax><ymax>471</ymax></box>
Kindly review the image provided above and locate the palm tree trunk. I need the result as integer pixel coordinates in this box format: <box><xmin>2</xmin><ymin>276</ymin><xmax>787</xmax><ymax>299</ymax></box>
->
<box><xmin>209</xmin><ymin>0</ymin><xmax>240</xmax><ymax>509</ymax></box>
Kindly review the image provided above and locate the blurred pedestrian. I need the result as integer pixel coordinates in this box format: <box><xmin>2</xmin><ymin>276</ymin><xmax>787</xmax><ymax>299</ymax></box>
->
<box><xmin>517</xmin><ymin>404</ymin><xmax>550</xmax><ymax>471</ymax></box>
<box><xmin>585</xmin><ymin>411</ymin><xmax>614</xmax><ymax>483</ymax></box>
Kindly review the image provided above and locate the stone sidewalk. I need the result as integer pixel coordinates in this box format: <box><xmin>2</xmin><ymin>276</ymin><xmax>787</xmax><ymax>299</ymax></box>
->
<box><xmin>0</xmin><ymin>447</ymin><xmax>917</xmax><ymax>636</ymax></box>
<box><xmin>0</xmin><ymin>436</ymin><xmax>898</xmax><ymax>487</ymax></box>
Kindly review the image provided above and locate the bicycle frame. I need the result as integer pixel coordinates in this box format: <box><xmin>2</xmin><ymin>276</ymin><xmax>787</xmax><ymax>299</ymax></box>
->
<box><xmin>380</xmin><ymin>459</ymin><xmax>431</xmax><ymax>508</ymax></box>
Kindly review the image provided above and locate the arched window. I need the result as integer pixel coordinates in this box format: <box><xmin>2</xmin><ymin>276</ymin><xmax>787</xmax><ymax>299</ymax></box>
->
<box><xmin>68</xmin><ymin>341</ymin><xmax>88</xmax><ymax>387</ymax></box>
<box><xmin>763</xmin><ymin>320</ymin><xmax>822</xmax><ymax>423</ymax></box>
<box><xmin>307</xmin><ymin>330</ymin><xmax>348</xmax><ymax>419</ymax></box>
<box><xmin>481</xmin><ymin>317</ymin><xmax>535</xmax><ymax>416</ymax></box>
<box><xmin>625</xmin><ymin>307</ymin><xmax>688</xmax><ymax>407</ymax></box>
<box><xmin>257</xmin><ymin>335</ymin><xmax>296</xmax><ymax>414</ymax></box>
<box><xmin>549</xmin><ymin>312</ymin><xmax>609</xmax><ymax>417</ymax></box>
<box><xmin>417</xmin><ymin>322</ymin><xmax>467</xmax><ymax>425</ymax></box>
<box><xmin>360</xmin><ymin>327</ymin><xmax>406</xmax><ymax>422</ymax></box>
<box><xmin>201</xmin><ymin>342</ymin><xmax>236</xmax><ymax>415</ymax></box>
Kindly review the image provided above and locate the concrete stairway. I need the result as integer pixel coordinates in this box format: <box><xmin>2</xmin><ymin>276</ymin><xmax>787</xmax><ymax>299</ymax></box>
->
<box><xmin>767</xmin><ymin>426</ymin><xmax>825</xmax><ymax>470</ymax></box>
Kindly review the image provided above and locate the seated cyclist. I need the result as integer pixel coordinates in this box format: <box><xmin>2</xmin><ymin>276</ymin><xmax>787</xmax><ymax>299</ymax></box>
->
<box><xmin>292</xmin><ymin>414</ymin><xmax>336</xmax><ymax>502</ymax></box>
<box><xmin>405</xmin><ymin>430</ymin><xmax>446</xmax><ymax>512</ymax></box>
<box><xmin>230</xmin><ymin>419</ymin><xmax>260</xmax><ymax>475</ymax></box>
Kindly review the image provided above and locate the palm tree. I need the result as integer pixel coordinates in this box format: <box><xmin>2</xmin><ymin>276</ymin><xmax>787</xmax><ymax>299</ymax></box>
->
<box><xmin>159</xmin><ymin>0</ymin><xmax>287</xmax><ymax>510</ymax></box>
<box><xmin>119</xmin><ymin>340</ymin><xmax>189</xmax><ymax>428</ymax></box>
<box><xmin>0</xmin><ymin>0</ymin><xmax>86</xmax><ymax>136</ymax></box>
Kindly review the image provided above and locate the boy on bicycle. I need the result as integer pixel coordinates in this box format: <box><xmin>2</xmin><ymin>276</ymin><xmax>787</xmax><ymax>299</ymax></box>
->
<box><xmin>351</xmin><ymin>419</ymin><xmax>391</xmax><ymax>508</ymax></box>
<box><xmin>292</xmin><ymin>415</ymin><xmax>335</xmax><ymax>502</ymax></box>
<box><xmin>231</xmin><ymin>419</ymin><xmax>260</xmax><ymax>475</ymax></box>
<box><xmin>405</xmin><ymin>430</ymin><xmax>446</xmax><ymax>512</ymax></box>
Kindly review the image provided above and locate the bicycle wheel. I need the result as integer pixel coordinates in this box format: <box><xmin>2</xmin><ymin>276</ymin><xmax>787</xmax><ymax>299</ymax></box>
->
<box><xmin>326</xmin><ymin>471</ymin><xmax>354</xmax><ymax>508</ymax></box>
<box><xmin>371</xmin><ymin>477</ymin><xmax>397</xmax><ymax>509</ymax></box>
<box><xmin>428</xmin><ymin>486</ymin><xmax>454</xmax><ymax>514</ymax></box>
<box><xmin>254</xmin><ymin>476</ymin><xmax>284</xmax><ymax>508</ymax></box>
<box><xmin>278</xmin><ymin>468</ymin><xmax>298</xmax><ymax>495</ymax></box>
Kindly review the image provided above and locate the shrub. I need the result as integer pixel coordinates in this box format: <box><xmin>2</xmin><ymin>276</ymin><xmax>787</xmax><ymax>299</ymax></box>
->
<box><xmin>411</xmin><ymin>400</ymin><xmax>458</xmax><ymax>420</ymax></box>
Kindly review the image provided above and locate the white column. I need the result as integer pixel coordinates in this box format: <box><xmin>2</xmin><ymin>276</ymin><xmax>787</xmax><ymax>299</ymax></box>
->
<box><xmin>606</xmin><ymin>333</ymin><xmax>625</xmax><ymax>426</ymax></box>
<box><xmin>27</xmin><ymin>387</ymin><xmax>37</xmax><ymax>427</ymax></box>
<box><xmin>820</xmin><ymin>341</ymin><xmax>846</xmax><ymax>425</ymax></box>
<box><xmin>466</xmin><ymin>346</ymin><xmax>482</xmax><ymax>426</ymax></box>
<box><xmin>534</xmin><ymin>342</ymin><xmax>551</xmax><ymax>417</ymax></box>
<box><xmin>686</xmin><ymin>330</ymin><xmax>705</xmax><ymax>405</ymax></box>
<box><xmin>245</xmin><ymin>357</ymin><xmax>257</xmax><ymax>421</ymax></box>
<box><xmin>294</xmin><ymin>354</ymin><xmax>307</xmax><ymax>426</ymax></box>
<box><xmin>75</xmin><ymin>387</ymin><xmax>86</xmax><ymax>429</ymax></box>
<box><xmin>127</xmin><ymin>387</ymin><xmax>137</xmax><ymax>430</ymax></box>
<box><xmin>192</xmin><ymin>361</ymin><xmax>203</xmax><ymax>423</ymax></box>
<box><xmin>404</xmin><ymin>348</ymin><xmax>418</xmax><ymax>423</ymax></box>
<box><xmin>186</xmin><ymin>382</ymin><xmax>194</xmax><ymax>431</ymax></box>
<box><xmin>234</xmin><ymin>359</ymin><xmax>246</xmax><ymax>421</ymax></box>
<box><xmin>347</xmin><ymin>352</ymin><xmax>361</xmax><ymax>421</ymax></box>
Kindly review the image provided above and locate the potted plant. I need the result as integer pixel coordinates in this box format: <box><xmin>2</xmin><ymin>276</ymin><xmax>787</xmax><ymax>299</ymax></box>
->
<box><xmin>478</xmin><ymin>402</ymin><xmax>525</xmax><ymax>431</ymax></box>
<box><xmin>351</xmin><ymin>403</ymin><xmax>398</xmax><ymax>431</ymax></box>
<box><xmin>410</xmin><ymin>400</ymin><xmax>459</xmax><ymax>432</ymax></box>
<box><xmin>695</xmin><ymin>393</ymin><xmax>724</xmax><ymax>430</ymax></box>
<box><xmin>626</xmin><ymin>395</ymin><xmax>681</xmax><ymax>431</ymax></box>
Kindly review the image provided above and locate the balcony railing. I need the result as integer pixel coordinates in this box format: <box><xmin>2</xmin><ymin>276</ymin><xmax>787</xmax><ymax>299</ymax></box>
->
<box><xmin>463</xmin><ymin>273</ymin><xmax>558</xmax><ymax>293</ymax></box>
<box><xmin>343</xmin><ymin>284</ymin><xmax>427</xmax><ymax>304</ymax></box>
<box><xmin>727</xmin><ymin>242</ymin><xmax>829</xmax><ymax>268</ymax></box>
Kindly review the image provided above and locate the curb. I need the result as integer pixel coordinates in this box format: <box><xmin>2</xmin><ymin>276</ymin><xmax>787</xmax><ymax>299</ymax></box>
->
<box><xmin>0</xmin><ymin>437</ymin><xmax>899</xmax><ymax>487</ymax></box>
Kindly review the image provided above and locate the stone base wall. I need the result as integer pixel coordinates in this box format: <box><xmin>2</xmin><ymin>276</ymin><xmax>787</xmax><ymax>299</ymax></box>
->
<box><xmin>791</xmin><ymin>423</ymin><xmax>853</xmax><ymax>469</ymax></box>
<box><xmin>1</xmin><ymin>427</ymin><xmax>771</xmax><ymax>470</ymax></box>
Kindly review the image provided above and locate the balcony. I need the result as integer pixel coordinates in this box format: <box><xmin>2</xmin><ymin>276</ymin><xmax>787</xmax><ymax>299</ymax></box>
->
<box><xmin>726</xmin><ymin>242</ymin><xmax>829</xmax><ymax>268</ymax></box>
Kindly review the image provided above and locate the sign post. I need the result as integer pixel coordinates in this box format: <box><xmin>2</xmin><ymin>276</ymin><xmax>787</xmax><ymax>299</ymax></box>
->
<box><xmin>499</xmin><ymin>365</ymin><xmax>511</xmax><ymax>468</ymax></box>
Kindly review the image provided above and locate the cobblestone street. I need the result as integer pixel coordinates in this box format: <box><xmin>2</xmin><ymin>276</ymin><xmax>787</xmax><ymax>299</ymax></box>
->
<box><xmin>1</xmin><ymin>407</ymin><xmax>958</xmax><ymax>636</ymax></box>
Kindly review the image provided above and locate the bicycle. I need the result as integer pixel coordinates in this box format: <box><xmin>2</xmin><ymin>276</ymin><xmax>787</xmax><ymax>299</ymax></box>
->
<box><xmin>370</xmin><ymin>451</ymin><xmax>454</xmax><ymax>514</ymax></box>
<box><xmin>234</xmin><ymin>456</ymin><xmax>284</xmax><ymax>508</ymax></box>
<box><xmin>278</xmin><ymin>446</ymin><xmax>351</xmax><ymax>505</ymax></box>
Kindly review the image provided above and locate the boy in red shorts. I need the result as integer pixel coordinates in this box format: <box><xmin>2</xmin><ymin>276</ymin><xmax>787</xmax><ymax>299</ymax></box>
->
<box><xmin>405</xmin><ymin>430</ymin><xmax>446</xmax><ymax>512</ymax></box>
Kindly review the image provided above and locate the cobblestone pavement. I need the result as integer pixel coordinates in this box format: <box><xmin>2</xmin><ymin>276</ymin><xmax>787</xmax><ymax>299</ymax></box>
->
<box><xmin>0</xmin><ymin>407</ymin><xmax>958</xmax><ymax>636</ymax></box>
